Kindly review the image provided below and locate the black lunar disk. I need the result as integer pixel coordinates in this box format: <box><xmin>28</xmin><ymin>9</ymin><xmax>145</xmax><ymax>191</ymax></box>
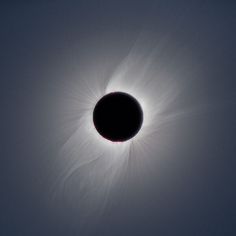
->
<box><xmin>93</xmin><ymin>92</ymin><xmax>143</xmax><ymax>142</ymax></box>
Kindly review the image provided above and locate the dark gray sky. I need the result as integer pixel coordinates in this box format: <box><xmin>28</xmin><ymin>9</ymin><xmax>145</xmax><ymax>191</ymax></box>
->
<box><xmin>1</xmin><ymin>1</ymin><xmax>236</xmax><ymax>235</ymax></box>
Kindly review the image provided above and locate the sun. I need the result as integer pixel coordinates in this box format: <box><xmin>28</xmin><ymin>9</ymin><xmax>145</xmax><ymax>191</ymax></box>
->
<box><xmin>54</xmin><ymin>39</ymin><xmax>183</xmax><ymax>213</ymax></box>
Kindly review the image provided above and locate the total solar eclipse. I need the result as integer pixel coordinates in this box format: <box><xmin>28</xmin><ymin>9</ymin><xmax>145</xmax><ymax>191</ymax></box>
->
<box><xmin>93</xmin><ymin>92</ymin><xmax>143</xmax><ymax>142</ymax></box>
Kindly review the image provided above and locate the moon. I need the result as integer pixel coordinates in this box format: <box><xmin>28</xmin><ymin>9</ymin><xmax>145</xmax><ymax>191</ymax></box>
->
<box><xmin>93</xmin><ymin>92</ymin><xmax>143</xmax><ymax>142</ymax></box>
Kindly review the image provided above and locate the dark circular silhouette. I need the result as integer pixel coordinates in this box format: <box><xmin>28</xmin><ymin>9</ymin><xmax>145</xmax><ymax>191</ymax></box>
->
<box><xmin>93</xmin><ymin>92</ymin><xmax>143</xmax><ymax>142</ymax></box>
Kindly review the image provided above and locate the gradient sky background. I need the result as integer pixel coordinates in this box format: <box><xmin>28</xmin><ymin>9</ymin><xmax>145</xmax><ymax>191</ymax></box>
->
<box><xmin>1</xmin><ymin>1</ymin><xmax>236</xmax><ymax>235</ymax></box>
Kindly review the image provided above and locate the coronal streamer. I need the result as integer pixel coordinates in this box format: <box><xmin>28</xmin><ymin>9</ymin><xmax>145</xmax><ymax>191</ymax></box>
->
<box><xmin>52</xmin><ymin>37</ymin><xmax>193</xmax><ymax>215</ymax></box>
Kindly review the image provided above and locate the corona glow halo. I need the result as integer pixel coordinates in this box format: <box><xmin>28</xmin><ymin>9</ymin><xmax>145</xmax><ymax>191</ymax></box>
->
<box><xmin>53</xmin><ymin>39</ymin><xmax>189</xmax><ymax>210</ymax></box>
